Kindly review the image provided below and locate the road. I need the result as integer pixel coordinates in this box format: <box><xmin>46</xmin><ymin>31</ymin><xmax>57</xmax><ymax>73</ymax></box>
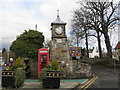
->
<box><xmin>89</xmin><ymin>65</ymin><xmax>119</xmax><ymax>88</ymax></box>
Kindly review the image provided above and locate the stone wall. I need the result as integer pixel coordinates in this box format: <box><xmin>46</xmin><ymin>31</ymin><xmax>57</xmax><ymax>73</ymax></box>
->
<box><xmin>30</xmin><ymin>62</ymin><xmax>38</xmax><ymax>79</ymax></box>
<box><xmin>50</xmin><ymin>41</ymin><xmax>73</xmax><ymax>73</ymax></box>
<box><xmin>73</xmin><ymin>61</ymin><xmax>92</xmax><ymax>78</ymax></box>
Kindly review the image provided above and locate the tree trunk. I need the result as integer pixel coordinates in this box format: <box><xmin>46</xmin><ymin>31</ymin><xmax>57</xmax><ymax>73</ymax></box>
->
<box><xmin>76</xmin><ymin>36</ymin><xmax>79</xmax><ymax>47</ymax></box>
<box><xmin>85</xmin><ymin>29</ymin><xmax>89</xmax><ymax>58</ymax></box>
<box><xmin>104</xmin><ymin>32</ymin><xmax>112</xmax><ymax>58</ymax></box>
<box><xmin>96</xmin><ymin>31</ymin><xmax>102</xmax><ymax>58</ymax></box>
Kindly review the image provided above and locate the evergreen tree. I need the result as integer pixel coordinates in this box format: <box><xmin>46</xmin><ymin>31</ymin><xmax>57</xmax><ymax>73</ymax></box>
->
<box><xmin>10</xmin><ymin>29</ymin><xmax>44</xmax><ymax>61</ymax></box>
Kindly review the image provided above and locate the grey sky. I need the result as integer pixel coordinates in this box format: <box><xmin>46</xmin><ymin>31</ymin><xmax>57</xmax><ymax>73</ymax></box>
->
<box><xmin>0</xmin><ymin>0</ymin><xmax>119</xmax><ymax>50</ymax></box>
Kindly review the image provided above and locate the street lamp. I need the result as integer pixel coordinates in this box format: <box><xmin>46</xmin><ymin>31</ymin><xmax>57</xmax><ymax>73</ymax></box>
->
<box><xmin>2</xmin><ymin>38</ymin><xmax>10</xmax><ymax>63</ymax></box>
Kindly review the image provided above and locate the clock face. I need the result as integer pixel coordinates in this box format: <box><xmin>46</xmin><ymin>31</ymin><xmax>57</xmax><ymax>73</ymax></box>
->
<box><xmin>55</xmin><ymin>27</ymin><xmax>63</xmax><ymax>34</ymax></box>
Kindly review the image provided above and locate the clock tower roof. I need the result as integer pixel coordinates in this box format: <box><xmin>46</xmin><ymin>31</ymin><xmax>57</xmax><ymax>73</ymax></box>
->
<box><xmin>51</xmin><ymin>10</ymin><xmax>66</xmax><ymax>25</ymax></box>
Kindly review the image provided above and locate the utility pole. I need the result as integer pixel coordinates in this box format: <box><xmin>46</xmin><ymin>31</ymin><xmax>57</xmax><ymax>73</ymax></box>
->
<box><xmin>35</xmin><ymin>24</ymin><xmax>37</xmax><ymax>31</ymax></box>
<box><xmin>7</xmin><ymin>46</ymin><xmax>9</xmax><ymax>63</ymax></box>
<box><xmin>2</xmin><ymin>38</ymin><xmax>9</xmax><ymax>63</ymax></box>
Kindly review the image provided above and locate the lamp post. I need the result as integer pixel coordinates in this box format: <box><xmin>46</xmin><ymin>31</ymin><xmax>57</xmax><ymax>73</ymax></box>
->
<box><xmin>7</xmin><ymin>46</ymin><xmax>9</xmax><ymax>63</ymax></box>
<box><xmin>2</xmin><ymin>38</ymin><xmax>10</xmax><ymax>63</ymax></box>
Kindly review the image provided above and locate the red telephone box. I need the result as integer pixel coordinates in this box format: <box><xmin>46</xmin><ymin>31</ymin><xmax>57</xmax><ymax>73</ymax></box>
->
<box><xmin>38</xmin><ymin>48</ymin><xmax>50</xmax><ymax>77</ymax></box>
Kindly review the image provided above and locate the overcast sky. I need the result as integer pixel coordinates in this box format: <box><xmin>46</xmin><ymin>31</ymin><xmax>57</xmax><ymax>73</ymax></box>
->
<box><xmin>0</xmin><ymin>0</ymin><xmax>119</xmax><ymax>50</ymax></box>
<box><xmin>0</xmin><ymin>0</ymin><xmax>80</xmax><ymax>49</ymax></box>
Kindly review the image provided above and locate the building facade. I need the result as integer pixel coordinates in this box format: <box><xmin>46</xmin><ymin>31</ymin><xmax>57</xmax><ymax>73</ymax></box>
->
<box><xmin>89</xmin><ymin>48</ymin><xmax>99</xmax><ymax>58</ymax></box>
<box><xmin>115</xmin><ymin>42</ymin><xmax>120</xmax><ymax>61</ymax></box>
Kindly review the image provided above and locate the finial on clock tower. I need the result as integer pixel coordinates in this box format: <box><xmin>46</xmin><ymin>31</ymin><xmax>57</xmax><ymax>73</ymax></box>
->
<box><xmin>51</xmin><ymin>10</ymin><xmax>66</xmax><ymax>25</ymax></box>
<box><xmin>57</xmin><ymin>10</ymin><xmax>59</xmax><ymax>17</ymax></box>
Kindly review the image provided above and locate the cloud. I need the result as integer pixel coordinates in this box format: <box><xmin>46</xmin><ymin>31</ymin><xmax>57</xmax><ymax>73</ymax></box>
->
<box><xmin>0</xmin><ymin>0</ymin><xmax>78</xmax><ymax>49</ymax></box>
<box><xmin>0</xmin><ymin>0</ymin><xmax>118</xmax><ymax>51</ymax></box>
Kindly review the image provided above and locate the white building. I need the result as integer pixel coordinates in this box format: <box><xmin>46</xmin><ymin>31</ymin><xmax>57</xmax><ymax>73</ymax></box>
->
<box><xmin>89</xmin><ymin>47</ymin><xmax>99</xmax><ymax>58</ymax></box>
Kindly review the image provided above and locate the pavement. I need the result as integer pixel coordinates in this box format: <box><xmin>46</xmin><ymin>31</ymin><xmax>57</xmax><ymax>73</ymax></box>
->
<box><xmin>22</xmin><ymin>79</ymin><xmax>88</xmax><ymax>89</ymax></box>
<box><xmin>22</xmin><ymin>82</ymin><xmax>80</xmax><ymax>89</ymax></box>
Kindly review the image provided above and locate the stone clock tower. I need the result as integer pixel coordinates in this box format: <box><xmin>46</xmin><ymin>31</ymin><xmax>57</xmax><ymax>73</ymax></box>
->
<box><xmin>50</xmin><ymin>10</ymin><xmax>73</xmax><ymax>72</ymax></box>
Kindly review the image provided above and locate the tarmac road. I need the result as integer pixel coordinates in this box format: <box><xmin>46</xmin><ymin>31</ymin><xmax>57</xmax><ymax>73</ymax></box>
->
<box><xmin>89</xmin><ymin>65</ymin><xmax>119</xmax><ymax>88</ymax></box>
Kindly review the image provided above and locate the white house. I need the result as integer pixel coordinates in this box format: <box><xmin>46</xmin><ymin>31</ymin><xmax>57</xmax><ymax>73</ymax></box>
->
<box><xmin>115</xmin><ymin>42</ymin><xmax>120</xmax><ymax>61</ymax></box>
<box><xmin>89</xmin><ymin>47</ymin><xmax>99</xmax><ymax>58</ymax></box>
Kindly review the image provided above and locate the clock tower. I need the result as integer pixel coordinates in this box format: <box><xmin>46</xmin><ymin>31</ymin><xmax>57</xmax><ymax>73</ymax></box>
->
<box><xmin>50</xmin><ymin>10</ymin><xmax>73</xmax><ymax>72</ymax></box>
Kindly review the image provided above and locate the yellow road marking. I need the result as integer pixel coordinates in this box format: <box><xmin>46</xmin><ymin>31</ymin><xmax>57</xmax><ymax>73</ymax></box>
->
<box><xmin>81</xmin><ymin>76</ymin><xmax>96</xmax><ymax>89</ymax></box>
<box><xmin>83</xmin><ymin>76</ymin><xmax>98</xmax><ymax>90</ymax></box>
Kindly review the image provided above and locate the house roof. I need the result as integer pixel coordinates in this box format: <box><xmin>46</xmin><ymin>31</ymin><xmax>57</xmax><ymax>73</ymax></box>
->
<box><xmin>115</xmin><ymin>42</ymin><xmax>120</xmax><ymax>49</ymax></box>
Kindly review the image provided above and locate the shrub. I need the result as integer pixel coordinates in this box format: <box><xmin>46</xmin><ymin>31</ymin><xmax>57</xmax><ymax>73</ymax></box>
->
<box><xmin>14</xmin><ymin>68</ymin><xmax>25</xmax><ymax>88</ymax></box>
<box><xmin>51</xmin><ymin>60</ymin><xmax>59</xmax><ymax>70</ymax></box>
<box><xmin>11</xmin><ymin>57</ymin><xmax>25</xmax><ymax>70</ymax></box>
<box><xmin>45</xmin><ymin>64</ymin><xmax>52</xmax><ymax>70</ymax></box>
<box><xmin>39</xmin><ymin>68</ymin><xmax>47</xmax><ymax>81</ymax></box>
<box><xmin>39</xmin><ymin>60</ymin><xmax>60</xmax><ymax>81</ymax></box>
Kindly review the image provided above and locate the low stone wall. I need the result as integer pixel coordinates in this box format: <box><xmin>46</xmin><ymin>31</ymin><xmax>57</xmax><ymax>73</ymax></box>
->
<box><xmin>61</xmin><ymin>61</ymin><xmax>93</xmax><ymax>79</ymax></box>
<box><xmin>73</xmin><ymin>61</ymin><xmax>92</xmax><ymax>78</ymax></box>
<box><xmin>30</xmin><ymin>62</ymin><xmax>38</xmax><ymax>79</ymax></box>
<box><xmin>30</xmin><ymin>61</ymin><xmax>92</xmax><ymax>79</ymax></box>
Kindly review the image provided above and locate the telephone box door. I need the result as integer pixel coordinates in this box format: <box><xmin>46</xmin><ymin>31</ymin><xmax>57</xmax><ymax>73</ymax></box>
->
<box><xmin>38</xmin><ymin>48</ymin><xmax>50</xmax><ymax>77</ymax></box>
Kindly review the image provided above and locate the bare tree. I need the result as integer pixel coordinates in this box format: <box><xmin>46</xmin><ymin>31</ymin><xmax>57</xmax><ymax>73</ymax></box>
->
<box><xmin>71</xmin><ymin>6</ymin><xmax>102</xmax><ymax>58</ymax></box>
<box><xmin>82</xmin><ymin>4</ymin><xmax>103</xmax><ymax>58</ymax></box>
<box><xmin>71</xmin><ymin>0</ymin><xmax>120</xmax><ymax>59</ymax></box>
<box><xmin>71</xmin><ymin>10</ymin><xmax>90</xmax><ymax>58</ymax></box>
<box><xmin>87</xmin><ymin>1</ymin><xmax>119</xmax><ymax>58</ymax></box>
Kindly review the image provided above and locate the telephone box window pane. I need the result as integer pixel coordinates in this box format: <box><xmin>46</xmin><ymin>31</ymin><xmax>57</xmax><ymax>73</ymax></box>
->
<box><xmin>41</xmin><ymin>55</ymin><xmax>47</xmax><ymax>61</ymax></box>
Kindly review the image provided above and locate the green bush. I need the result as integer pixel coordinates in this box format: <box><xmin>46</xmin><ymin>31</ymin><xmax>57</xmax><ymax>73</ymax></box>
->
<box><xmin>39</xmin><ymin>60</ymin><xmax>60</xmax><ymax>81</ymax></box>
<box><xmin>11</xmin><ymin>57</ymin><xmax>25</xmax><ymax>70</ymax></box>
<box><xmin>105</xmin><ymin>59</ymin><xmax>120</xmax><ymax>68</ymax></box>
<box><xmin>51</xmin><ymin>60</ymin><xmax>59</xmax><ymax>70</ymax></box>
<box><xmin>93</xmin><ymin>58</ymin><xmax>120</xmax><ymax>68</ymax></box>
<box><xmin>45</xmin><ymin>64</ymin><xmax>52</xmax><ymax>70</ymax></box>
<box><xmin>39</xmin><ymin>68</ymin><xmax>47</xmax><ymax>81</ymax></box>
<box><xmin>14</xmin><ymin>68</ymin><xmax>25</xmax><ymax>88</ymax></box>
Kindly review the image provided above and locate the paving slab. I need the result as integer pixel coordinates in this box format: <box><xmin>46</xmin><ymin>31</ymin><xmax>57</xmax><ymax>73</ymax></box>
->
<box><xmin>60</xmin><ymin>82</ymin><xmax>80</xmax><ymax>88</ymax></box>
<box><xmin>22</xmin><ymin>79</ymin><xmax>88</xmax><ymax>89</ymax></box>
<box><xmin>22</xmin><ymin>82</ymin><xmax>42</xmax><ymax>88</ymax></box>
<box><xmin>22</xmin><ymin>82</ymin><xmax>80</xmax><ymax>89</ymax></box>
